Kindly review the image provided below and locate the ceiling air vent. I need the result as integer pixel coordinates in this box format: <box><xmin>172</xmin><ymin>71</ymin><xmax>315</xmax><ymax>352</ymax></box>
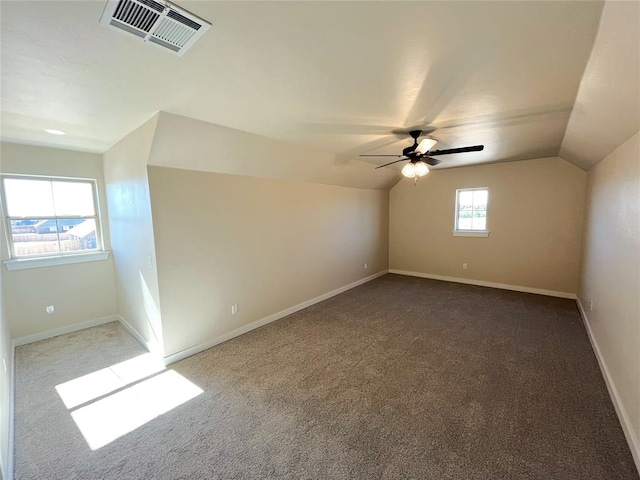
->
<box><xmin>100</xmin><ymin>0</ymin><xmax>211</xmax><ymax>56</ymax></box>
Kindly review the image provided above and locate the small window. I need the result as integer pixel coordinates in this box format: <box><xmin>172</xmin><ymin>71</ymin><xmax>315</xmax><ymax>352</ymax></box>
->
<box><xmin>2</xmin><ymin>175</ymin><xmax>104</xmax><ymax>259</ymax></box>
<box><xmin>454</xmin><ymin>187</ymin><xmax>489</xmax><ymax>237</ymax></box>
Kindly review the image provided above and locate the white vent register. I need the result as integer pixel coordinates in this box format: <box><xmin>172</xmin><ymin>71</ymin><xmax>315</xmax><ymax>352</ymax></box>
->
<box><xmin>100</xmin><ymin>0</ymin><xmax>210</xmax><ymax>56</ymax></box>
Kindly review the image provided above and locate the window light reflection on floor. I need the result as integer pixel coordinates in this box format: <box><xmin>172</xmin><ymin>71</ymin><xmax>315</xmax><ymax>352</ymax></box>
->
<box><xmin>55</xmin><ymin>353</ymin><xmax>165</xmax><ymax>409</ymax></box>
<box><xmin>71</xmin><ymin>370</ymin><xmax>203</xmax><ymax>450</ymax></box>
<box><xmin>55</xmin><ymin>354</ymin><xmax>203</xmax><ymax>450</ymax></box>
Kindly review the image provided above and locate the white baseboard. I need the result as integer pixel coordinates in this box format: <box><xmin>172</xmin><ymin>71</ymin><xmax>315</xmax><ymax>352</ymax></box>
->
<box><xmin>12</xmin><ymin>315</ymin><xmax>121</xmax><ymax>347</ymax></box>
<box><xmin>389</xmin><ymin>269</ymin><xmax>576</xmax><ymax>299</ymax></box>
<box><xmin>115</xmin><ymin>315</ymin><xmax>155</xmax><ymax>353</ymax></box>
<box><xmin>163</xmin><ymin>270</ymin><xmax>388</xmax><ymax>365</ymax></box>
<box><xmin>576</xmin><ymin>298</ymin><xmax>640</xmax><ymax>473</ymax></box>
<box><xmin>6</xmin><ymin>339</ymin><xmax>15</xmax><ymax>480</ymax></box>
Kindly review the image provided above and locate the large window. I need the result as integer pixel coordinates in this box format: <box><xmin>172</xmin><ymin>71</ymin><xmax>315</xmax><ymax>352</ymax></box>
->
<box><xmin>454</xmin><ymin>187</ymin><xmax>489</xmax><ymax>237</ymax></box>
<box><xmin>2</xmin><ymin>175</ymin><xmax>104</xmax><ymax>259</ymax></box>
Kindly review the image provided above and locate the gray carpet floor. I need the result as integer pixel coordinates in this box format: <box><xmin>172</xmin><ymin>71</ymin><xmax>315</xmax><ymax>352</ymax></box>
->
<box><xmin>14</xmin><ymin>274</ymin><xmax>638</xmax><ymax>479</ymax></box>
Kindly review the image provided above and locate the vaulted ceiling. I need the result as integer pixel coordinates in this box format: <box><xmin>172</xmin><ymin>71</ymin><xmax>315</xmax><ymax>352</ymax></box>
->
<box><xmin>1</xmin><ymin>1</ymin><xmax>638</xmax><ymax>181</ymax></box>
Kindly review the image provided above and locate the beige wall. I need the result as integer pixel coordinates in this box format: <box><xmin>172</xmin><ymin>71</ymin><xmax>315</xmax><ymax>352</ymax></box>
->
<box><xmin>0</xmin><ymin>143</ymin><xmax>117</xmax><ymax>339</ymax></box>
<box><xmin>389</xmin><ymin>157</ymin><xmax>586</xmax><ymax>294</ymax></box>
<box><xmin>578</xmin><ymin>131</ymin><xmax>640</xmax><ymax>464</ymax></box>
<box><xmin>0</xmin><ymin>297</ymin><xmax>9</xmax><ymax>480</ymax></box>
<box><xmin>0</xmin><ymin>154</ymin><xmax>11</xmax><ymax>480</ymax></box>
<box><xmin>148</xmin><ymin>112</ymin><xmax>399</xmax><ymax>191</ymax></box>
<box><xmin>147</xmin><ymin>166</ymin><xmax>389</xmax><ymax>357</ymax></box>
<box><xmin>103</xmin><ymin>116</ymin><xmax>164</xmax><ymax>354</ymax></box>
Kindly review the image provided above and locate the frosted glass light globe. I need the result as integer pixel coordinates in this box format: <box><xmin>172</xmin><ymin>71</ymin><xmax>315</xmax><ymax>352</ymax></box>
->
<box><xmin>414</xmin><ymin>161</ymin><xmax>430</xmax><ymax>177</ymax></box>
<box><xmin>401</xmin><ymin>162</ymin><xmax>416</xmax><ymax>178</ymax></box>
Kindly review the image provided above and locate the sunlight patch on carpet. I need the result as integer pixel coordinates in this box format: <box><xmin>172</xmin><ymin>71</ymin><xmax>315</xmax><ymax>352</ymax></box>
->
<box><xmin>70</xmin><ymin>370</ymin><xmax>203</xmax><ymax>450</ymax></box>
<box><xmin>56</xmin><ymin>354</ymin><xmax>203</xmax><ymax>450</ymax></box>
<box><xmin>56</xmin><ymin>353</ymin><xmax>165</xmax><ymax>409</ymax></box>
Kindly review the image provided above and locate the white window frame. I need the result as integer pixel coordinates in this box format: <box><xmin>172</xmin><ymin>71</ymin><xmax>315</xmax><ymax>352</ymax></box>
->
<box><xmin>1</xmin><ymin>174</ymin><xmax>109</xmax><ymax>270</ymax></box>
<box><xmin>453</xmin><ymin>187</ymin><xmax>490</xmax><ymax>237</ymax></box>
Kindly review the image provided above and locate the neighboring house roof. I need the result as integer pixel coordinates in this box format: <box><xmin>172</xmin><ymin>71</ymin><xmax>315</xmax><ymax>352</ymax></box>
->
<box><xmin>67</xmin><ymin>220</ymin><xmax>95</xmax><ymax>239</ymax></box>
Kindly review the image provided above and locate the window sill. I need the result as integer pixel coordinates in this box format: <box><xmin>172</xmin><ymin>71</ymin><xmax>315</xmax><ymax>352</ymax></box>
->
<box><xmin>453</xmin><ymin>230</ymin><xmax>490</xmax><ymax>238</ymax></box>
<box><xmin>4</xmin><ymin>251</ymin><xmax>110</xmax><ymax>271</ymax></box>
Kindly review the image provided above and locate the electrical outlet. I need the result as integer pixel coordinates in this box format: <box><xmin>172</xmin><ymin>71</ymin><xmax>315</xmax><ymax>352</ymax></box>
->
<box><xmin>462</xmin><ymin>263</ymin><xmax>468</xmax><ymax>270</ymax></box>
<box><xmin>231</xmin><ymin>304</ymin><xmax>238</xmax><ymax>315</ymax></box>
<box><xmin>364</xmin><ymin>262</ymin><xmax>368</xmax><ymax>270</ymax></box>
<box><xmin>46</xmin><ymin>305</ymin><xmax>55</xmax><ymax>315</ymax></box>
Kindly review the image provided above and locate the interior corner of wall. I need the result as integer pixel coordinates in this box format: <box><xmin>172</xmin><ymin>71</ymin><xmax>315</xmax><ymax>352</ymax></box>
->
<box><xmin>146</xmin><ymin>112</ymin><xmax>174</xmax><ymax>167</ymax></box>
<box><xmin>140</xmin><ymin>114</ymin><xmax>160</xmax><ymax>166</ymax></box>
<box><xmin>387</xmin><ymin>177</ymin><xmax>403</xmax><ymax>192</ymax></box>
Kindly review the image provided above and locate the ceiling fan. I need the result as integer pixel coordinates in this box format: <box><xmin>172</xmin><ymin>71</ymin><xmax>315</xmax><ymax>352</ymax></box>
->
<box><xmin>360</xmin><ymin>130</ymin><xmax>484</xmax><ymax>179</ymax></box>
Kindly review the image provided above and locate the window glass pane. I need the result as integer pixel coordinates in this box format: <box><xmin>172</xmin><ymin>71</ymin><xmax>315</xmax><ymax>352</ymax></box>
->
<box><xmin>4</xmin><ymin>179</ymin><xmax>55</xmax><ymax>217</ymax></box>
<box><xmin>473</xmin><ymin>189</ymin><xmax>488</xmax><ymax>208</ymax></box>
<box><xmin>52</xmin><ymin>181</ymin><xmax>95</xmax><ymax>216</ymax></box>
<box><xmin>455</xmin><ymin>188</ymin><xmax>488</xmax><ymax>233</ymax></box>
<box><xmin>63</xmin><ymin>219</ymin><xmax>98</xmax><ymax>253</ymax></box>
<box><xmin>458</xmin><ymin>191</ymin><xmax>473</xmax><ymax>210</ymax></box>
<box><xmin>457</xmin><ymin>215</ymin><xmax>472</xmax><ymax>230</ymax></box>
<box><xmin>472</xmin><ymin>216</ymin><xmax>486</xmax><ymax>231</ymax></box>
<box><xmin>10</xmin><ymin>218</ymin><xmax>97</xmax><ymax>257</ymax></box>
<box><xmin>10</xmin><ymin>219</ymin><xmax>61</xmax><ymax>256</ymax></box>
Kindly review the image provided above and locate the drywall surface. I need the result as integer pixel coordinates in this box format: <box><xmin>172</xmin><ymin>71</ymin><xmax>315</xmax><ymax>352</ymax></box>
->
<box><xmin>0</xmin><ymin>301</ymin><xmax>9</xmax><ymax>480</ymax></box>
<box><xmin>579</xmin><ymin>132</ymin><xmax>640</xmax><ymax>465</ymax></box>
<box><xmin>147</xmin><ymin>166</ymin><xmax>389</xmax><ymax>357</ymax></box>
<box><xmin>560</xmin><ymin>1</ymin><xmax>640</xmax><ymax>169</ymax></box>
<box><xmin>103</xmin><ymin>116</ymin><xmax>163</xmax><ymax>354</ymax></box>
<box><xmin>3</xmin><ymin>261</ymin><xmax>116</xmax><ymax>341</ymax></box>
<box><xmin>389</xmin><ymin>157</ymin><xmax>586</xmax><ymax>293</ymax></box>
<box><xmin>148</xmin><ymin>112</ymin><xmax>398</xmax><ymax>190</ymax></box>
<box><xmin>0</xmin><ymin>153</ymin><xmax>12</xmax><ymax>480</ymax></box>
<box><xmin>0</xmin><ymin>143</ymin><xmax>117</xmax><ymax>339</ymax></box>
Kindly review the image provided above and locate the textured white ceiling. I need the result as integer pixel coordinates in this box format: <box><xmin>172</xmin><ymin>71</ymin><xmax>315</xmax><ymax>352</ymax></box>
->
<box><xmin>559</xmin><ymin>1</ymin><xmax>640</xmax><ymax>170</ymax></box>
<box><xmin>0</xmin><ymin>0</ymin><xmax>613</xmax><ymax>177</ymax></box>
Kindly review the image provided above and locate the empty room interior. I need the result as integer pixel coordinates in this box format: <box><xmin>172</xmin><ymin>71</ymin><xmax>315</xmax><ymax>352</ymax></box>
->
<box><xmin>0</xmin><ymin>1</ymin><xmax>639</xmax><ymax>478</ymax></box>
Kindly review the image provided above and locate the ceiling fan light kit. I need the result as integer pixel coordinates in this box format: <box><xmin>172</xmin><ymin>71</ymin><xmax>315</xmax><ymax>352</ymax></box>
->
<box><xmin>361</xmin><ymin>129</ymin><xmax>484</xmax><ymax>184</ymax></box>
<box><xmin>402</xmin><ymin>161</ymin><xmax>429</xmax><ymax>178</ymax></box>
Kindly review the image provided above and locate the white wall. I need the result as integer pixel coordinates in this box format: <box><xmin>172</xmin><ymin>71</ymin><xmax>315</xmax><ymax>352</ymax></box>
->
<box><xmin>0</xmin><ymin>143</ymin><xmax>117</xmax><ymax>340</ymax></box>
<box><xmin>578</xmin><ymin>131</ymin><xmax>640</xmax><ymax>468</ymax></box>
<box><xmin>0</xmin><ymin>303</ymin><xmax>9</xmax><ymax>480</ymax></box>
<box><xmin>559</xmin><ymin>1</ymin><xmax>640</xmax><ymax>169</ymax></box>
<box><xmin>148</xmin><ymin>166</ymin><xmax>389</xmax><ymax>358</ymax></box>
<box><xmin>389</xmin><ymin>157</ymin><xmax>586</xmax><ymax>294</ymax></box>
<box><xmin>0</xmin><ymin>153</ymin><xmax>12</xmax><ymax>480</ymax></box>
<box><xmin>103</xmin><ymin>116</ymin><xmax>163</xmax><ymax>354</ymax></box>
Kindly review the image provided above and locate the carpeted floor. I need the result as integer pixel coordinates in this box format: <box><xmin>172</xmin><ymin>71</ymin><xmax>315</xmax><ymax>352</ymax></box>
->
<box><xmin>14</xmin><ymin>274</ymin><xmax>638</xmax><ymax>479</ymax></box>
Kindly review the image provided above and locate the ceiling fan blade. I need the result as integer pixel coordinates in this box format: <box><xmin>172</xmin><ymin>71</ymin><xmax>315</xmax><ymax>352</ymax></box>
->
<box><xmin>428</xmin><ymin>145</ymin><xmax>484</xmax><ymax>156</ymax></box>
<box><xmin>375</xmin><ymin>158</ymin><xmax>408</xmax><ymax>169</ymax></box>
<box><xmin>423</xmin><ymin>156</ymin><xmax>441</xmax><ymax>166</ymax></box>
<box><xmin>415</xmin><ymin>138</ymin><xmax>438</xmax><ymax>155</ymax></box>
<box><xmin>360</xmin><ymin>154</ymin><xmax>404</xmax><ymax>157</ymax></box>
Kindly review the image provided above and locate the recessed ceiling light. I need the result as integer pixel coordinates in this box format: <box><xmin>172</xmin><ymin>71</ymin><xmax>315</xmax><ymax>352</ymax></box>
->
<box><xmin>44</xmin><ymin>129</ymin><xmax>66</xmax><ymax>135</ymax></box>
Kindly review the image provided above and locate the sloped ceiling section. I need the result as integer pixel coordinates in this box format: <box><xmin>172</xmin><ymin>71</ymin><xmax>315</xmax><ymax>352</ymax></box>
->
<box><xmin>559</xmin><ymin>1</ymin><xmax>640</xmax><ymax>169</ymax></box>
<box><xmin>147</xmin><ymin>112</ymin><xmax>399</xmax><ymax>190</ymax></box>
<box><xmin>1</xmin><ymin>1</ymin><xmax>603</xmax><ymax>171</ymax></box>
